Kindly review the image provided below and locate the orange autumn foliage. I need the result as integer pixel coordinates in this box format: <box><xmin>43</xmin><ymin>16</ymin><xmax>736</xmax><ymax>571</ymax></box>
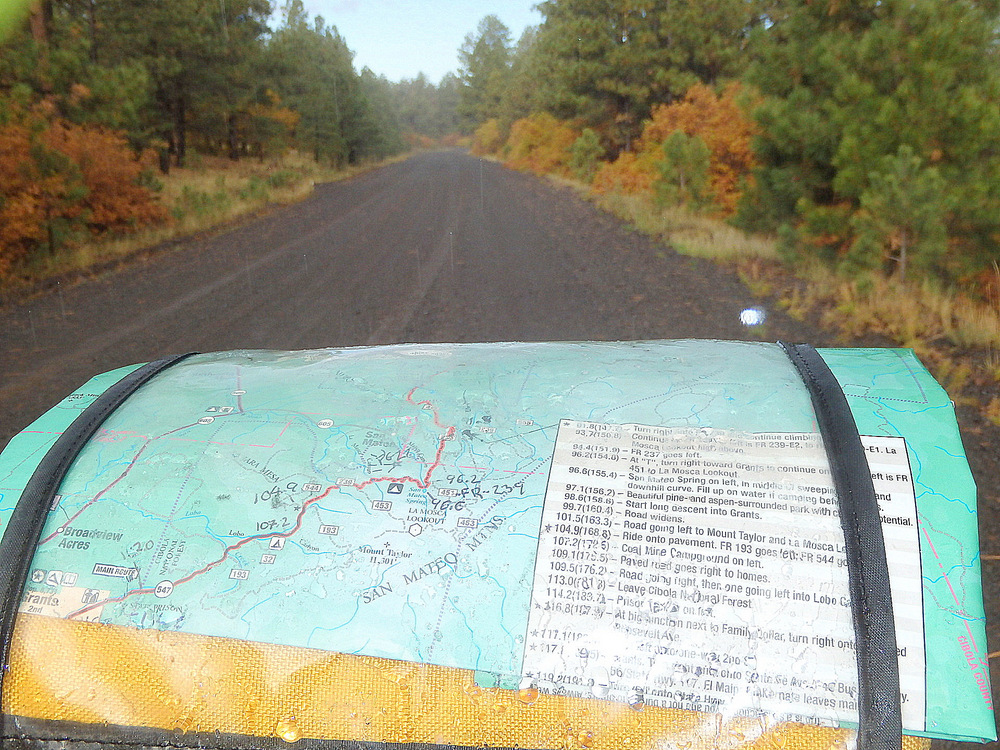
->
<box><xmin>0</xmin><ymin>115</ymin><xmax>166</xmax><ymax>278</ymax></box>
<box><xmin>504</xmin><ymin>113</ymin><xmax>579</xmax><ymax>177</ymax></box>
<box><xmin>0</xmin><ymin>123</ymin><xmax>60</xmax><ymax>276</ymax></box>
<box><xmin>591</xmin><ymin>151</ymin><xmax>655</xmax><ymax>195</ymax></box>
<box><xmin>592</xmin><ymin>82</ymin><xmax>757</xmax><ymax>214</ymax></box>
<box><xmin>42</xmin><ymin>121</ymin><xmax>167</xmax><ymax>234</ymax></box>
<box><xmin>471</xmin><ymin>118</ymin><xmax>503</xmax><ymax>156</ymax></box>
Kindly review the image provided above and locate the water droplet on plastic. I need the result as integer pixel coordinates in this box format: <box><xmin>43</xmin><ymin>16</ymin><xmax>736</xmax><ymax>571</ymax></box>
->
<box><xmin>517</xmin><ymin>677</ymin><xmax>539</xmax><ymax>705</ymax></box>
<box><xmin>740</xmin><ymin>307</ymin><xmax>767</xmax><ymax>327</ymax></box>
<box><xmin>335</xmin><ymin>570</ymin><xmax>345</xmax><ymax>581</ymax></box>
<box><xmin>275</xmin><ymin>717</ymin><xmax>301</xmax><ymax>743</ymax></box>
<box><xmin>590</xmin><ymin>667</ymin><xmax>610</xmax><ymax>698</ymax></box>
<box><xmin>627</xmin><ymin>689</ymin><xmax>645</xmax><ymax>711</ymax></box>
<box><xmin>464</xmin><ymin>683</ymin><xmax>484</xmax><ymax>701</ymax></box>
<box><xmin>577</xmin><ymin>731</ymin><xmax>594</xmax><ymax>748</ymax></box>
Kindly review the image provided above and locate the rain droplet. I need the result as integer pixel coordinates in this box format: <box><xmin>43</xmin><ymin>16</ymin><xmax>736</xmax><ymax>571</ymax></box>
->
<box><xmin>275</xmin><ymin>717</ymin><xmax>301</xmax><ymax>743</ymax></box>
<box><xmin>464</xmin><ymin>683</ymin><xmax>485</xmax><ymax>701</ymax></box>
<box><xmin>740</xmin><ymin>307</ymin><xmax>767</xmax><ymax>327</ymax></box>
<box><xmin>516</xmin><ymin>678</ymin><xmax>539</xmax><ymax>705</ymax></box>
<box><xmin>590</xmin><ymin>667</ymin><xmax>610</xmax><ymax>698</ymax></box>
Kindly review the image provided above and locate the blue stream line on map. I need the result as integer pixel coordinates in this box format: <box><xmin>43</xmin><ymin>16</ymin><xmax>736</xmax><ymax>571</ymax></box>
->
<box><xmin>489</xmin><ymin>574</ymin><xmax>517</xmax><ymax>647</ymax></box>
<box><xmin>448</xmin><ymin>569</ymin><xmax>516</xmax><ymax>651</ymax></box>
<box><xmin>443</xmin><ymin>570</ymin><xmax>518</xmax><ymax>648</ymax></box>
<box><xmin>178</xmin><ymin>513</ymin><xmax>230</xmax><ymax>543</ymax></box>
<box><xmin>908</xmin><ymin>450</ymin><xmax>973</xmax><ymax>512</ymax></box>
<box><xmin>306</xmin><ymin>598</ymin><xmax>361</xmax><ymax>646</ymax></box>
<box><xmin>333</xmin><ymin>486</ymin><xmax>375</xmax><ymax>514</ymax></box>
<box><xmin>916</xmin><ymin>483</ymin><xmax>973</xmax><ymax>513</ymax></box>
<box><xmin>214</xmin><ymin>581</ymin><xmax>240</xmax><ymax>597</ymax></box>
<box><xmin>76</xmin><ymin>454</ymin><xmax>134</xmax><ymax>495</ymax></box>
<box><xmin>945</xmin><ymin>611</ymin><xmax>986</xmax><ymax>623</ymax></box>
<box><xmin>505</xmin><ymin>505</ymin><xmax>542</xmax><ymax>521</ymax></box>
<box><xmin>286</xmin><ymin>540</ymin><xmax>353</xmax><ymax>557</ymax></box>
<box><xmin>924</xmin><ymin>555</ymin><xmax>980</xmax><ymax>584</ymax></box>
<box><xmin>449</xmin><ymin>596</ymin><xmax>483</xmax><ymax>669</ymax></box>
<box><xmin>935</xmin><ymin>446</ymin><xmax>967</xmax><ymax>459</ymax></box>
<box><xmin>403</xmin><ymin>597</ymin><xmax>423</xmax><ymax>660</ymax></box>
<box><xmin>688</xmin><ymin>403</ymin><xmax>708</xmax><ymax>426</ymax></box>
<box><xmin>107</xmin><ymin>498</ymin><xmax>169</xmax><ymax>524</ymax></box>
<box><xmin>240</xmin><ymin>592</ymin><xmax>278</xmax><ymax>637</ymax></box>
<box><xmin>316</xmin><ymin>427</ymin><xmax>353</xmax><ymax>468</ymax></box>
<box><xmin>879</xmin><ymin>399</ymin><xmax>938</xmax><ymax>416</ymax></box>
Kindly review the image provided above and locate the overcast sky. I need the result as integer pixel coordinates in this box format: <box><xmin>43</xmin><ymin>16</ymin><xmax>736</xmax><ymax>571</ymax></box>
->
<box><xmin>297</xmin><ymin>0</ymin><xmax>542</xmax><ymax>83</ymax></box>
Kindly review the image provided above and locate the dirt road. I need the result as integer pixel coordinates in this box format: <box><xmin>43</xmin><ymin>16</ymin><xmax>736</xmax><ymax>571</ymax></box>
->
<box><xmin>0</xmin><ymin>150</ymin><xmax>826</xmax><ymax>444</ymax></box>
<box><xmin>0</xmin><ymin>150</ymin><xmax>994</xmax><ymax>743</ymax></box>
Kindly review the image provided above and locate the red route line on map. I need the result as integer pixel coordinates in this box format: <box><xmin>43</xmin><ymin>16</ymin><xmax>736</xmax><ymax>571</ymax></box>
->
<box><xmin>66</xmin><ymin>387</ymin><xmax>456</xmax><ymax>620</ymax></box>
<box><xmin>921</xmin><ymin>524</ymin><xmax>981</xmax><ymax>655</ymax></box>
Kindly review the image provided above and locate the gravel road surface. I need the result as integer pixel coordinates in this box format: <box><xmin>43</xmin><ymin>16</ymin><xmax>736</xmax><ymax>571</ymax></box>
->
<box><xmin>0</xmin><ymin>150</ymin><xmax>995</xmax><ymax>744</ymax></box>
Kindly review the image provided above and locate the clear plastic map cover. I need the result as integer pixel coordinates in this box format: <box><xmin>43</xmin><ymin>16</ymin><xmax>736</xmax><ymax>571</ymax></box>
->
<box><xmin>0</xmin><ymin>341</ymin><xmax>992</xmax><ymax>749</ymax></box>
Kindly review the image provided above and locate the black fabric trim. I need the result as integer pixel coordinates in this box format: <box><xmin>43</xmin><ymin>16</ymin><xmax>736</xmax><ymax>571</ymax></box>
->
<box><xmin>780</xmin><ymin>342</ymin><xmax>901</xmax><ymax>750</ymax></box>
<box><xmin>0</xmin><ymin>354</ymin><xmax>197</xmax><ymax>740</ymax></box>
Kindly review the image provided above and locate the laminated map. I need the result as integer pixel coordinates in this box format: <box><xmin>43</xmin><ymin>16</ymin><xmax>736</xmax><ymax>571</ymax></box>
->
<box><xmin>0</xmin><ymin>341</ymin><xmax>993</xmax><ymax>746</ymax></box>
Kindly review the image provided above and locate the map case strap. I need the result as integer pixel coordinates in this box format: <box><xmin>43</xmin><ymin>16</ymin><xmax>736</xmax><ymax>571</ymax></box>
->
<box><xmin>0</xmin><ymin>352</ymin><xmax>197</xmax><ymax>737</ymax></box>
<box><xmin>779</xmin><ymin>343</ymin><xmax>902</xmax><ymax>750</ymax></box>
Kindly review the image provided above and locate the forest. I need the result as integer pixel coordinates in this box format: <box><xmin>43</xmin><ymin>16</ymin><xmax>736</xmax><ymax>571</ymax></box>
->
<box><xmin>0</xmin><ymin>0</ymin><xmax>460</xmax><ymax>276</ymax></box>
<box><xmin>1</xmin><ymin>0</ymin><xmax>999</xmax><ymax>308</ymax></box>
<box><xmin>458</xmin><ymin>0</ymin><xmax>1000</xmax><ymax>301</ymax></box>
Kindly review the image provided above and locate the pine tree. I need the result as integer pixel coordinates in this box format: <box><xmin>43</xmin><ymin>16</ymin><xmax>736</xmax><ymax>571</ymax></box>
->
<box><xmin>849</xmin><ymin>146</ymin><xmax>948</xmax><ymax>281</ymax></box>
<box><xmin>655</xmin><ymin>131</ymin><xmax>710</xmax><ymax>208</ymax></box>
<box><xmin>534</xmin><ymin>0</ymin><xmax>766</xmax><ymax>148</ymax></box>
<box><xmin>742</xmin><ymin>0</ymin><xmax>1000</xmax><ymax>278</ymax></box>
<box><xmin>569</xmin><ymin>128</ymin><xmax>604</xmax><ymax>183</ymax></box>
<box><xmin>456</xmin><ymin>15</ymin><xmax>512</xmax><ymax>130</ymax></box>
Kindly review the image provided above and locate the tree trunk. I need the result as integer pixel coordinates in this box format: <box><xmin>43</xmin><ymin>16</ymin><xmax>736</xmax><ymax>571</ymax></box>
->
<box><xmin>29</xmin><ymin>0</ymin><xmax>52</xmax><ymax>89</ymax></box>
<box><xmin>227</xmin><ymin>112</ymin><xmax>239</xmax><ymax>161</ymax></box>
<box><xmin>898</xmin><ymin>230</ymin><xmax>908</xmax><ymax>282</ymax></box>
<box><xmin>28</xmin><ymin>0</ymin><xmax>52</xmax><ymax>46</ymax></box>
<box><xmin>87</xmin><ymin>0</ymin><xmax>98</xmax><ymax>63</ymax></box>
<box><xmin>175</xmin><ymin>97</ymin><xmax>187</xmax><ymax>168</ymax></box>
<box><xmin>158</xmin><ymin>147</ymin><xmax>171</xmax><ymax>175</ymax></box>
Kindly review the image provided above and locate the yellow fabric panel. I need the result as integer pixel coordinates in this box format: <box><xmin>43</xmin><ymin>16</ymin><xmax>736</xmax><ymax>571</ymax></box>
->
<box><xmin>5</xmin><ymin>614</ymin><xmax>929</xmax><ymax>750</ymax></box>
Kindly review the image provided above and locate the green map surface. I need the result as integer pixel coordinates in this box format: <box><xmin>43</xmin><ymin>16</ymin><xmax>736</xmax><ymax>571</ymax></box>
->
<box><xmin>0</xmin><ymin>341</ymin><xmax>993</xmax><ymax>742</ymax></box>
